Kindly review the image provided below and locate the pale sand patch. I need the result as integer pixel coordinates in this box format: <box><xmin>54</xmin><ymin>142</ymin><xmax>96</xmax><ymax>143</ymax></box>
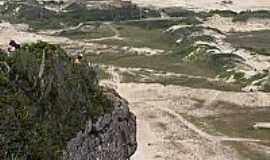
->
<box><xmin>125</xmin><ymin>47</ymin><xmax>164</xmax><ymax>56</ymax></box>
<box><xmin>130</xmin><ymin>0</ymin><xmax>270</xmax><ymax>11</ymax></box>
<box><xmin>0</xmin><ymin>22</ymin><xmax>70</xmax><ymax>48</ymax></box>
<box><xmin>131</xmin><ymin>112</ymin><xmax>159</xmax><ymax>160</ymax></box>
<box><xmin>0</xmin><ymin>22</ymin><xmax>112</xmax><ymax>55</ymax></box>
<box><xmin>112</xmin><ymin>82</ymin><xmax>270</xmax><ymax>160</ymax></box>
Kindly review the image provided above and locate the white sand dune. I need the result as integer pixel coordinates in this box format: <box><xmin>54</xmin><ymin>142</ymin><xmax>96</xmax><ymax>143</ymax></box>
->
<box><xmin>131</xmin><ymin>0</ymin><xmax>270</xmax><ymax>11</ymax></box>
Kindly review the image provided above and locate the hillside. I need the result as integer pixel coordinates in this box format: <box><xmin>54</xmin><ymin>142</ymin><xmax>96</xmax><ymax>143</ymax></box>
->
<box><xmin>0</xmin><ymin>0</ymin><xmax>159</xmax><ymax>30</ymax></box>
<box><xmin>0</xmin><ymin>0</ymin><xmax>270</xmax><ymax>160</ymax></box>
<box><xmin>0</xmin><ymin>42</ymin><xmax>136</xmax><ymax>160</ymax></box>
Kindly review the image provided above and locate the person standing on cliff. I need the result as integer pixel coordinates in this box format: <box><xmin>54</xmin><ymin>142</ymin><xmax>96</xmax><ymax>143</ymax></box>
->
<box><xmin>8</xmin><ymin>40</ymin><xmax>21</xmax><ymax>54</ymax></box>
<box><xmin>74</xmin><ymin>54</ymin><xmax>83</xmax><ymax>64</ymax></box>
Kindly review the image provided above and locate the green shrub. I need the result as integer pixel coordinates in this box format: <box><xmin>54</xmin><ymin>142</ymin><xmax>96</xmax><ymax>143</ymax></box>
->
<box><xmin>233</xmin><ymin>10</ymin><xmax>270</xmax><ymax>22</ymax></box>
<box><xmin>209</xmin><ymin>10</ymin><xmax>237</xmax><ymax>17</ymax></box>
<box><xmin>0</xmin><ymin>1</ymin><xmax>159</xmax><ymax>30</ymax></box>
<box><xmin>0</xmin><ymin>42</ymin><xmax>111</xmax><ymax>160</ymax></box>
<box><xmin>163</xmin><ymin>7</ymin><xmax>196</xmax><ymax>18</ymax></box>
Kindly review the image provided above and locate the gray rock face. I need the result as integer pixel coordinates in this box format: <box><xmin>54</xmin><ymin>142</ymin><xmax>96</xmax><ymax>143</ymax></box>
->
<box><xmin>62</xmin><ymin>88</ymin><xmax>137</xmax><ymax>160</ymax></box>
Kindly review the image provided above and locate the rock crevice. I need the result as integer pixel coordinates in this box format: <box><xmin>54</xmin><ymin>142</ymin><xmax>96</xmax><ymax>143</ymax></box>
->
<box><xmin>63</xmin><ymin>88</ymin><xmax>137</xmax><ymax>160</ymax></box>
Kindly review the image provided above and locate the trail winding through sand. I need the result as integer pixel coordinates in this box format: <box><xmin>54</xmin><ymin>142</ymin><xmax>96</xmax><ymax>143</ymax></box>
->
<box><xmin>117</xmin><ymin>83</ymin><xmax>270</xmax><ymax>160</ymax></box>
<box><xmin>105</xmin><ymin>72</ymin><xmax>270</xmax><ymax>160</ymax></box>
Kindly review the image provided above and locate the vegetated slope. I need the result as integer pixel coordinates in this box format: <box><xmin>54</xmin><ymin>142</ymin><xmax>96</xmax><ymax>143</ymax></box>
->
<box><xmin>0</xmin><ymin>0</ymin><xmax>159</xmax><ymax>30</ymax></box>
<box><xmin>0</xmin><ymin>42</ymin><xmax>116</xmax><ymax>159</ymax></box>
<box><xmin>157</xmin><ymin>9</ymin><xmax>270</xmax><ymax>91</ymax></box>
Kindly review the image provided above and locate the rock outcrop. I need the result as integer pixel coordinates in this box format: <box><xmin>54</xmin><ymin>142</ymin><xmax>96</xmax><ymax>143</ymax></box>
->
<box><xmin>63</xmin><ymin>88</ymin><xmax>137</xmax><ymax>160</ymax></box>
<box><xmin>0</xmin><ymin>42</ymin><xmax>137</xmax><ymax>160</ymax></box>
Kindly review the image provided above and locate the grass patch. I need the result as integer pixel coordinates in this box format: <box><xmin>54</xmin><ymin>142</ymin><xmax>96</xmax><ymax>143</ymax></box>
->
<box><xmin>121</xmin><ymin>20</ymin><xmax>180</xmax><ymax>29</ymax></box>
<box><xmin>88</xmin><ymin>54</ymin><xmax>218</xmax><ymax>77</ymax></box>
<box><xmin>120</xmin><ymin>71</ymin><xmax>242</xmax><ymax>91</ymax></box>
<box><xmin>162</xmin><ymin>7</ymin><xmax>237</xmax><ymax>20</ymax></box>
<box><xmin>208</xmin><ymin>10</ymin><xmax>238</xmax><ymax>18</ymax></box>
<box><xmin>58</xmin><ymin>24</ymin><xmax>115</xmax><ymax>40</ymax></box>
<box><xmin>88</xmin><ymin>52</ymin><xmax>247</xmax><ymax>91</ymax></box>
<box><xmin>226</xmin><ymin>30</ymin><xmax>270</xmax><ymax>56</ymax></box>
<box><xmin>191</xmin><ymin>107</ymin><xmax>270</xmax><ymax>140</ymax></box>
<box><xmin>97</xmin><ymin>24</ymin><xmax>178</xmax><ymax>50</ymax></box>
<box><xmin>90</xmin><ymin>22</ymin><xmax>250</xmax><ymax>90</ymax></box>
<box><xmin>226</xmin><ymin>142</ymin><xmax>270</xmax><ymax>160</ymax></box>
<box><xmin>233</xmin><ymin>10</ymin><xmax>270</xmax><ymax>22</ymax></box>
<box><xmin>162</xmin><ymin>7</ymin><xmax>196</xmax><ymax>18</ymax></box>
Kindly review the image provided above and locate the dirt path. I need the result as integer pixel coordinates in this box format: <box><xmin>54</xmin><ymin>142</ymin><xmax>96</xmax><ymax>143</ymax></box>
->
<box><xmin>102</xmin><ymin>63</ymin><xmax>270</xmax><ymax>159</ymax></box>
<box><xmin>110</xmin><ymin>82</ymin><xmax>270</xmax><ymax>160</ymax></box>
<box><xmin>156</xmin><ymin>106</ymin><xmax>214</xmax><ymax>141</ymax></box>
<box><xmin>157</xmin><ymin>106</ymin><xmax>266</xmax><ymax>143</ymax></box>
<box><xmin>131</xmin><ymin>118</ymin><xmax>158</xmax><ymax>160</ymax></box>
<box><xmin>115</xmin><ymin>83</ymin><xmax>236</xmax><ymax>160</ymax></box>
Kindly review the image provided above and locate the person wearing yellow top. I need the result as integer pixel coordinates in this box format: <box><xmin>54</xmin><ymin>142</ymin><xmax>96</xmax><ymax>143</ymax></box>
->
<box><xmin>74</xmin><ymin>54</ymin><xmax>83</xmax><ymax>64</ymax></box>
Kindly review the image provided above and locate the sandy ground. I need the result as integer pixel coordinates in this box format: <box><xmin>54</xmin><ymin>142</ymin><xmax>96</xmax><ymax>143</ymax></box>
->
<box><xmin>1</xmin><ymin>3</ymin><xmax>270</xmax><ymax>159</ymax></box>
<box><xmin>130</xmin><ymin>0</ymin><xmax>270</xmax><ymax>11</ymax></box>
<box><xmin>110</xmin><ymin>82</ymin><xmax>270</xmax><ymax>160</ymax></box>
<box><xmin>0</xmin><ymin>22</ymin><xmax>71</xmax><ymax>49</ymax></box>
<box><xmin>0</xmin><ymin>22</ymin><xmax>123</xmax><ymax>56</ymax></box>
<box><xmin>99</xmin><ymin>73</ymin><xmax>270</xmax><ymax>160</ymax></box>
<box><xmin>99</xmin><ymin>42</ymin><xmax>268</xmax><ymax>156</ymax></box>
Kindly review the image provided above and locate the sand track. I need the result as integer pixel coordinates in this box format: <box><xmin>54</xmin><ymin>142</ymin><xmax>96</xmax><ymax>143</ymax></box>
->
<box><xmin>110</xmin><ymin>82</ymin><xmax>270</xmax><ymax>160</ymax></box>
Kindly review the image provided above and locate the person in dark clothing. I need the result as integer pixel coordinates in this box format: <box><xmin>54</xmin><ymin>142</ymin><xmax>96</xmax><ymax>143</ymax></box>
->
<box><xmin>9</xmin><ymin>40</ymin><xmax>21</xmax><ymax>50</ymax></box>
<box><xmin>77</xmin><ymin>54</ymin><xmax>83</xmax><ymax>61</ymax></box>
<box><xmin>8</xmin><ymin>40</ymin><xmax>21</xmax><ymax>53</ymax></box>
